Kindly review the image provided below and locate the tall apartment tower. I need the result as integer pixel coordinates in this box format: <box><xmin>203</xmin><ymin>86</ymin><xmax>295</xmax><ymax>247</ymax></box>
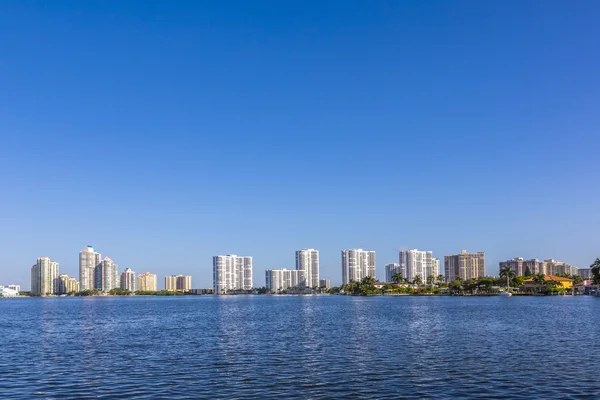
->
<box><xmin>58</xmin><ymin>274</ymin><xmax>80</xmax><ymax>294</ymax></box>
<box><xmin>444</xmin><ymin>250</ymin><xmax>485</xmax><ymax>282</ymax></box>
<box><xmin>295</xmin><ymin>249</ymin><xmax>320</xmax><ymax>288</ymax></box>
<box><xmin>79</xmin><ymin>245</ymin><xmax>101</xmax><ymax>291</ymax></box>
<box><xmin>213</xmin><ymin>255</ymin><xmax>253</xmax><ymax>294</ymax></box>
<box><xmin>137</xmin><ymin>272</ymin><xmax>157</xmax><ymax>291</ymax></box>
<box><xmin>385</xmin><ymin>263</ymin><xmax>401</xmax><ymax>282</ymax></box>
<box><xmin>265</xmin><ymin>269</ymin><xmax>300</xmax><ymax>292</ymax></box>
<box><xmin>95</xmin><ymin>257</ymin><xmax>119</xmax><ymax>292</ymax></box>
<box><xmin>165</xmin><ymin>275</ymin><xmax>192</xmax><ymax>291</ymax></box>
<box><xmin>399</xmin><ymin>249</ymin><xmax>434</xmax><ymax>283</ymax></box>
<box><xmin>432</xmin><ymin>258</ymin><xmax>440</xmax><ymax>278</ymax></box>
<box><xmin>120</xmin><ymin>268</ymin><xmax>136</xmax><ymax>291</ymax></box>
<box><xmin>30</xmin><ymin>256</ymin><xmax>59</xmax><ymax>295</ymax></box>
<box><xmin>341</xmin><ymin>249</ymin><xmax>376</xmax><ymax>285</ymax></box>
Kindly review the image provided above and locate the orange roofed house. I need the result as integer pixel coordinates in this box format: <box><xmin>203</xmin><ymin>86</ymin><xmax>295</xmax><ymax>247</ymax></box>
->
<box><xmin>523</xmin><ymin>275</ymin><xmax>573</xmax><ymax>293</ymax></box>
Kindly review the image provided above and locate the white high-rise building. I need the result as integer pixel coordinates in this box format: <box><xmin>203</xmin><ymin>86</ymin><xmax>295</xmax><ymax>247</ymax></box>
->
<box><xmin>432</xmin><ymin>258</ymin><xmax>440</xmax><ymax>279</ymax></box>
<box><xmin>120</xmin><ymin>268</ymin><xmax>136</xmax><ymax>291</ymax></box>
<box><xmin>265</xmin><ymin>269</ymin><xmax>301</xmax><ymax>292</ymax></box>
<box><xmin>95</xmin><ymin>257</ymin><xmax>119</xmax><ymax>292</ymax></box>
<box><xmin>341</xmin><ymin>249</ymin><xmax>376</xmax><ymax>285</ymax></box>
<box><xmin>79</xmin><ymin>245</ymin><xmax>101</xmax><ymax>291</ymax></box>
<box><xmin>385</xmin><ymin>263</ymin><xmax>402</xmax><ymax>282</ymax></box>
<box><xmin>295</xmin><ymin>249</ymin><xmax>320</xmax><ymax>288</ymax></box>
<box><xmin>31</xmin><ymin>256</ymin><xmax>59</xmax><ymax>295</ymax></box>
<box><xmin>213</xmin><ymin>255</ymin><xmax>253</xmax><ymax>294</ymax></box>
<box><xmin>399</xmin><ymin>249</ymin><xmax>434</xmax><ymax>283</ymax></box>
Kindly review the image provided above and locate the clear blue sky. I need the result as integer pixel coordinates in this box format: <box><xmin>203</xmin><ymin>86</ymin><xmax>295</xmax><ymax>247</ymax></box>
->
<box><xmin>1</xmin><ymin>1</ymin><xmax>598</xmax><ymax>289</ymax></box>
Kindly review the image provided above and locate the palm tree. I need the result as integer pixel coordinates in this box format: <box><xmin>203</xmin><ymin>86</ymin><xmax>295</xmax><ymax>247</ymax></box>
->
<box><xmin>413</xmin><ymin>275</ymin><xmax>423</xmax><ymax>287</ymax></box>
<box><xmin>499</xmin><ymin>265</ymin><xmax>516</xmax><ymax>290</ymax></box>
<box><xmin>533</xmin><ymin>274</ymin><xmax>546</xmax><ymax>293</ymax></box>
<box><xmin>436</xmin><ymin>274</ymin><xmax>445</xmax><ymax>287</ymax></box>
<box><xmin>426</xmin><ymin>275</ymin><xmax>435</xmax><ymax>286</ymax></box>
<box><xmin>392</xmin><ymin>272</ymin><xmax>403</xmax><ymax>284</ymax></box>
<box><xmin>590</xmin><ymin>258</ymin><xmax>600</xmax><ymax>284</ymax></box>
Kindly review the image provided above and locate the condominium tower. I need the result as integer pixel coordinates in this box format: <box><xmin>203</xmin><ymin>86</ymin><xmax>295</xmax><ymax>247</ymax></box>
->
<box><xmin>79</xmin><ymin>245</ymin><xmax>101</xmax><ymax>291</ymax></box>
<box><xmin>31</xmin><ymin>256</ymin><xmax>59</xmax><ymax>295</ymax></box>
<box><xmin>137</xmin><ymin>272</ymin><xmax>157</xmax><ymax>291</ymax></box>
<box><xmin>385</xmin><ymin>263</ymin><xmax>401</xmax><ymax>282</ymax></box>
<box><xmin>120</xmin><ymin>268</ymin><xmax>136</xmax><ymax>291</ymax></box>
<box><xmin>58</xmin><ymin>274</ymin><xmax>80</xmax><ymax>294</ymax></box>
<box><xmin>95</xmin><ymin>256</ymin><xmax>119</xmax><ymax>292</ymax></box>
<box><xmin>295</xmin><ymin>249</ymin><xmax>320</xmax><ymax>288</ymax></box>
<box><xmin>165</xmin><ymin>275</ymin><xmax>192</xmax><ymax>291</ymax></box>
<box><xmin>399</xmin><ymin>249</ymin><xmax>438</xmax><ymax>283</ymax></box>
<box><xmin>265</xmin><ymin>269</ymin><xmax>300</xmax><ymax>292</ymax></box>
<box><xmin>445</xmin><ymin>250</ymin><xmax>485</xmax><ymax>282</ymax></box>
<box><xmin>499</xmin><ymin>257</ymin><xmax>577</xmax><ymax>277</ymax></box>
<box><xmin>341</xmin><ymin>249</ymin><xmax>376</xmax><ymax>285</ymax></box>
<box><xmin>213</xmin><ymin>255</ymin><xmax>253</xmax><ymax>294</ymax></box>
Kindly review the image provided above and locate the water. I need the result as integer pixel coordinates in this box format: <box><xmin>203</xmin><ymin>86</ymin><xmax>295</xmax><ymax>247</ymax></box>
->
<box><xmin>1</xmin><ymin>295</ymin><xmax>599</xmax><ymax>399</ymax></box>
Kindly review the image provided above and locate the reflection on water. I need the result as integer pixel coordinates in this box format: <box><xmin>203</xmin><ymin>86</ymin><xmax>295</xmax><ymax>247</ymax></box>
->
<box><xmin>1</xmin><ymin>296</ymin><xmax>600</xmax><ymax>399</ymax></box>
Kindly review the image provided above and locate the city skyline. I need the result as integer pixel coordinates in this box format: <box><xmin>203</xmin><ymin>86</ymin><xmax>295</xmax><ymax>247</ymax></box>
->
<box><xmin>7</xmin><ymin>244</ymin><xmax>595</xmax><ymax>291</ymax></box>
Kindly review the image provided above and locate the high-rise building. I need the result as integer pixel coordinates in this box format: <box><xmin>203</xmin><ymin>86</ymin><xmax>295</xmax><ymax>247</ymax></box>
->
<box><xmin>319</xmin><ymin>279</ymin><xmax>331</xmax><ymax>289</ymax></box>
<box><xmin>79</xmin><ymin>245</ymin><xmax>101</xmax><ymax>291</ymax></box>
<box><xmin>137</xmin><ymin>272</ymin><xmax>157</xmax><ymax>292</ymax></box>
<box><xmin>165</xmin><ymin>275</ymin><xmax>192</xmax><ymax>291</ymax></box>
<box><xmin>385</xmin><ymin>263</ymin><xmax>401</xmax><ymax>282</ymax></box>
<box><xmin>432</xmin><ymin>258</ymin><xmax>440</xmax><ymax>278</ymax></box>
<box><xmin>120</xmin><ymin>268</ymin><xmax>136</xmax><ymax>291</ymax></box>
<box><xmin>295</xmin><ymin>249</ymin><xmax>320</xmax><ymax>288</ymax></box>
<box><xmin>265</xmin><ymin>269</ymin><xmax>300</xmax><ymax>292</ymax></box>
<box><xmin>31</xmin><ymin>256</ymin><xmax>59</xmax><ymax>296</ymax></box>
<box><xmin>95</xmin><ymin>257</ymin><xmax>119</xmax><ymax>292</ymax></box>
<box><xmin>58</xmin><ymin>274</ymin><xmax>80</xmax><ymax>294</ymax></box>
<box><xmin>213</xmin><ymin>255</ymin><xmax>253</xmax><ymax>294</ymax></box>
<box><xmin>444</xmin><ymin>250</ymin><xmax>485</xmax><ymax>282</ymax></box>
<box><xmin>399</xmin><ymin>249</ymin><xmax>435</xmax><ymax>282</ymax></box>
<box><xmin>578</xmin><ymin>268</ymin><xmax>592</xmax><ymax>279</ymax></box>
<box><xmin>341</xmin><ymin>249</ymin><xmax>376</xmax><ymax>285</ymax></box>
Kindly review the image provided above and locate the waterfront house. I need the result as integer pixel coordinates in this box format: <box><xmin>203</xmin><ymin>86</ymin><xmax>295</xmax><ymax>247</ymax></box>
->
<box><xmin>523</xmin><ymin>275</ymin><xmax>573</xmax><ymax>293</ymax></box>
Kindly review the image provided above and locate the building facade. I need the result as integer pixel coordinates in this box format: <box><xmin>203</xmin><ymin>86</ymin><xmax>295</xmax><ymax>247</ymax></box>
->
<box><xmin>432</xmin><ymin>258</ymin><xmax>440</xmax><ymax>279</ymax></box>
<box><xmin>341</xmin><ymin>249</ymin><xmax>376</xmax><ymax>285</ymax></box>
<box><xmin>265</xmin><ymin>269</ymin><xmax>300</xmax><ymax>292</ymax></box>
<box><xmin>58</xmin><ymin>274</ymin><xmax>80</xmax><ymax>294</ymax></box>
<box><xmin>166</xmin><ymin>275</ymin><xmax>192</xmax><ymax>291</ymax></box>
<box><xmin>0</xmin><ymin>286</ymin><xmax>19</xmax><ymax>297</ymax></box>
<box><xmin>399</xmin><ymin>249</ymin><xmax>435</xmax><ymax>283</ymax></box>
<box><xmin>95</xmin><ymin>257</ymin><xmax>119</xmax><ymax>292</ymax></box>
<box><xmin>319</xmin><ymin>279</ymin><xmax>331</xmax><ymax>289</ymax></box>
<box><xmin>137</xmin><ymin>272</ymin><xmax>157</xmax><ymax>292</ymax></box>
<box><xmin>385</xmin><ymin>263</ymin><xmax>401</xmax><ymax>282</ymax></box>
<box><xmin>578</xmin><ymin>268</ymin><xmax>592</xmax><ymax>279</ymax></box>
<box><xmin>499</xmin><ymin>257</ymin><xmax>576</xmax><ymax>277</ymax></box>
<box><xmin>295</xmin><ymin>249</ymin><xmax>320</xmax><ymax>288</ymax></box>
<box><xmin>79</xmin><ymin>245</ymin><xmax>101</xmax><ymax>291</ymax></box>
<box><xmin>31</xmin><ymin>256</ymin><xmax>59</xmax><ymax>296</ymax></box>
<box><xmin>444</xmin><ymin>250</ymin><xmax>485</xmax><ymax>282</ymax></box>
<box><xmin>213</xmin><ymin>255</ymin><xmax>253</xmax><ymax>294</ymax></box>
<box><xmin>120</xmin><ymin>268</ymin><xmax>136</xmax><ymax>291</ymax></box>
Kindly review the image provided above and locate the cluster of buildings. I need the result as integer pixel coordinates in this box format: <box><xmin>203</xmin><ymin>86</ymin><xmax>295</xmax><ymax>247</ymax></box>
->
<box><xmin>28</xmin><ymin>245</ymin><xmax>191</xmax><ymax>296</ymax></box>
<box><xmin>499</xmin><ymin>257</ymin><xmax>580</xmax><ymax>277</ymax></box>
<box><xmin>264</xmin><ymin>249</ymin><xmax>326</xmax><ymax>293</ymax></box>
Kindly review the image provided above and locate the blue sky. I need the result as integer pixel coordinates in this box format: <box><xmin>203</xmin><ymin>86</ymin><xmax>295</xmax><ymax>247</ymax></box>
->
<box><xmin>1</xmin><ymin>1</ymin><xmax>598</xmax><ymax>289</ymax></box>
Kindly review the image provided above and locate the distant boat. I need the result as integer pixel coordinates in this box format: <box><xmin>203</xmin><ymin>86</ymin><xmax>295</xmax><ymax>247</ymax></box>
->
<box><xmin>498</xmin><ymin>291</ymin><xmax>512</xmax><ymax>297</ymax></box>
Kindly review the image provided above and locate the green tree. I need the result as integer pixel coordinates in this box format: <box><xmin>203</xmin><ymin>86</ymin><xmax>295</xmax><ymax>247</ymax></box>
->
<box><xmin>392</xmin><ymin>272</ymin><xmax>403</xmax><ymax>284</ymax></box>
<box><xmin>572</xmin><ymin>275</ymin><xmax>583</xmax><ymax>285</ymax></box>
<box><xmin>533</xmin><ymin>274</ymin><xmax>546</xmax><ymax>293</ymax></box>
<box><xmin>499</xmin><ymin>265</ymin><xmax>516</xmax><ymax>290</ymax></box>
<box><xmin>436</xmin><ymin>275</ymin><xmax>445</xmax><ymax>287</ymax></box>
<box><xmin>448</xmin><ymin>279</ymin><xmax>462</xmax><ymax>294</ymax></box>
<box><xmin>524</xmin><ymin>265</ymin><xmax>532</xmax><ymax>277</ymax></box>
<box><xmin>590</xmin><ymin>258</ymin><xmax>600</xmax><ymax>284</ymax></box>
<box><xmin>413</xmin><ymin>275</ymin><xmax>423</xmax><ymax>287</ymax></box>
<box><xmin>426</xmin><ymin>275</ymin><xmax>435</xmax><ymax>286</ymax></box>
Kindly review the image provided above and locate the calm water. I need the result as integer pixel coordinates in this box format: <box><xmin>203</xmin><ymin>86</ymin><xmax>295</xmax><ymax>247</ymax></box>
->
<box><xmin>1</xmin><ymin>295</ymin><xmax>599</xmax><ymax>399</ymax></box>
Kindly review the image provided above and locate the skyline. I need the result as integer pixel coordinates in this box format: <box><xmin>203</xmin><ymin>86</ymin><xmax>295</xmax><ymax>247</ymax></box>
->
<box><xmin>1</xmin><ymin>1</ymin><xmax>599</xmax><ymax>288</ymax></box>
<box><xmin>7</xmin><ymin>244</ymin><xmax>591</xmax><ymax>290</ymax></box>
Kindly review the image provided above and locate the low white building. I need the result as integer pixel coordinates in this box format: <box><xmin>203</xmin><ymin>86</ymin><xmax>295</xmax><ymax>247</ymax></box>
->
<box><xmin>0</xmin><ymin>286</ymin><xmax>20</xmax><ymax>297</ymax></box>
<box><xmin>265</xmin><ymin>269</ymin><xmax>300</xmax><ymax>292</ymax></box>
